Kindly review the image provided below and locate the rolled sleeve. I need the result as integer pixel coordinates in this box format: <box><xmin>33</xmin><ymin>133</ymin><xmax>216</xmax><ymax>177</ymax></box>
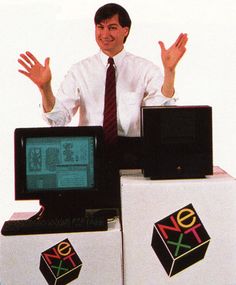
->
<box><xmin>41</xmin><ymin>64</ymin><xmax>80</xmax><ymax>126</ymax></box>
<box><xmin>42</xmin><ymin>99</ymin><xmax>72</xmax><ymax>126</ymax></box>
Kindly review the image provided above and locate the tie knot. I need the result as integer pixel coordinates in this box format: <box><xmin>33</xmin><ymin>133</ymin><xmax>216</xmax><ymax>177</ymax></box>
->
<box><xmin>108</xmin><ymin>57</ymin><xmax>114</xmax><ymax>65</ymax></box>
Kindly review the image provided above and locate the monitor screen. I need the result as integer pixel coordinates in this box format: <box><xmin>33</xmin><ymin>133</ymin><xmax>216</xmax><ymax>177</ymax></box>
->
<box><xmin>15</xmin><ymin>126</ymin><xmax>120</xmax><ymax>218</ymax></box>
<box><xmin>26</xmin><ymin>136</ymin><xmax>95</xmax><ymax>191</ymax></box>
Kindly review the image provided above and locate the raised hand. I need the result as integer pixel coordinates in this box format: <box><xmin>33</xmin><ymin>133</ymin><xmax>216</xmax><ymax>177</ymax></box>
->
<box><xmin>158</xmin><ymin>33</ymin><xmax>188</xmax><ymax>72</ymax></box>
<box><xmin>18</xmin><ymin>51</ymin><xmax>51</xmax><ymax>89</ymax></box>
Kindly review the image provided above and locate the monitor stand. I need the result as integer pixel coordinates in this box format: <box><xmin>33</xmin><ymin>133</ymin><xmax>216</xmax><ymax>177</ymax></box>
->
<box><xmin>29</xmin><ymin>197</ymin><xmax>86</xmax><ymax>220</ymax></box>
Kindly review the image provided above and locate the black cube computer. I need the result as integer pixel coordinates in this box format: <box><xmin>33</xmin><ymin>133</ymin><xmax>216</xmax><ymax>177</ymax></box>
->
<box><xmin>141</xmin><ymin>105</ymin><xmax>213</xmax><ymax>179</ymax></box>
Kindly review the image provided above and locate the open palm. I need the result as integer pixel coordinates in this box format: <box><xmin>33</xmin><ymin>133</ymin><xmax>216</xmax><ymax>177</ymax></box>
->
<box><xmin>18</xmin><ymin>51</ymin><xmax>51</xmax><ymax>89</ymax></box>
<box><xmin>159</xmin><ymin>33</ymin><xmax>188</xmax><ymax>71</ymax></box>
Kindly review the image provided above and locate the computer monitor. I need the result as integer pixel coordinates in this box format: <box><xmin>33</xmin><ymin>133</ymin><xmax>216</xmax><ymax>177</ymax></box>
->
<box><xmin>14</xmin><ymin>126</ymin><xmax>120</xmax><ymax>219</ymax></box>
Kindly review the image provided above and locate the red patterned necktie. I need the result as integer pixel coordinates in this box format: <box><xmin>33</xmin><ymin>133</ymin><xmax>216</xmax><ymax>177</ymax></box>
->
<box><xmin>103</xmin><ymin>57</ymin><xmax>117</xmax><ymax>145</ymax></box>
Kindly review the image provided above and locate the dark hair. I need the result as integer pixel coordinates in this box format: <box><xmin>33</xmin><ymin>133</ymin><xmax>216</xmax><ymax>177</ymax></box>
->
<box><xmin>94</xmin><ymin>3</ymin><xmax>131</xmax><ymax>43</ymax></box>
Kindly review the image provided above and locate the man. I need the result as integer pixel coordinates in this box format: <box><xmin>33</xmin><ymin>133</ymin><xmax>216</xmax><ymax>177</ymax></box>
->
<box><xmin>18</xmin><ymin>3</ymin><xmax>188</xmax><ymax>137</ymax></box>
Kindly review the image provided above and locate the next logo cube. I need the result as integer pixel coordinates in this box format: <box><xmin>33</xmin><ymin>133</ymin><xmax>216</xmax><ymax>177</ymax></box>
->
<box><xmin>40</xmin><ymin>238</ymin><xmax>82</xmax><ymax>285</ymax></box>
<box><xmin>151</xmin><ymin>204</ymin><xmax>210</xmax><ymax>276</ymax></box>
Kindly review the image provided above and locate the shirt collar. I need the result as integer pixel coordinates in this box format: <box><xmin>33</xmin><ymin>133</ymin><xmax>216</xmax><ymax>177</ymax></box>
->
<box><xmin>99</xmin><ymin>49</ymin><xmax>126</xmax><ymax>67</ymax></box>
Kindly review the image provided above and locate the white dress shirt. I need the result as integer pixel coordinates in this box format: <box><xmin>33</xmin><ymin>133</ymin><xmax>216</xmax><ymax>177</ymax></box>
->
<box><xmin>43</xmin><ymin>49</ymin><xmax>176</xmax><ymax>136</ymax></box>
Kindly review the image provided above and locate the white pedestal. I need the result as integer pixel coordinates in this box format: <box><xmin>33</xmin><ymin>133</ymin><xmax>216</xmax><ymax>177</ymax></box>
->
<box><xmin>0</xmin><ymin>216</ymin><xmax>123</xmax><ymax>285</ymax></box>
<box><xmin>121</xmin><ymin>167</ymin><xmax>236</xmax><ymax>285</ymax></box>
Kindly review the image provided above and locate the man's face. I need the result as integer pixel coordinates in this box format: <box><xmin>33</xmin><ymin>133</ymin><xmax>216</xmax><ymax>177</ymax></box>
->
<box><xmin>95</xmin><ymin>14</ymin><xmax>129</xmax><ymax>57</ymax></box>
